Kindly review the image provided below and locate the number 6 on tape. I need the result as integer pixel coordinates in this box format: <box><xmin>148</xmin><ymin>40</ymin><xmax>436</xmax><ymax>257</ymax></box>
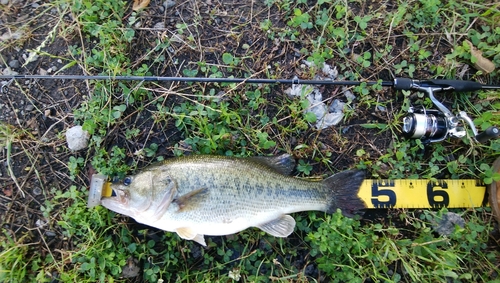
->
<box><xmin>358</xmin><ymin>179</ymin><xmax>486</xmax><ymax>209</ymax></box>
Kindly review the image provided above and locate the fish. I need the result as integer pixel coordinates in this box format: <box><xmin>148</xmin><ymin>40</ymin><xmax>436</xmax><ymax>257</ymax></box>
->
<box><xmin>100</xmin><ymin>154</ymin><xmax>366</xmax><ymax>246</ymax></box>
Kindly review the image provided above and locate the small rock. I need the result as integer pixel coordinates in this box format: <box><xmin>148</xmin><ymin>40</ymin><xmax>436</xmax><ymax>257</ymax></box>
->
<box><xmin>2</xmin><ymin>67</ymin><xmax>18</xmax><ymax>76</ymax></box>
<box><xmin>0</xmin><ymin>29</ymin><xmax>23</xmax><ymax>41</ymax></box>
<box><xmin>23</xmin><ymin>51</ymin><xmax>39</xmax><ymax>64</ymax></box>
<box><xmin>35</xmin><ymin>219</ymin><xmax>48</xmax><ymax>227</ymax></box>
<box><xmin>304</xmin><ymin>264</ymin><xmax>318</xmax><ymax>277</ymax></box>
<box><xmin>343</xmin><ymin>87</ymin><xmax>356</xmax><ymax>102</ymax></box>
<box><xmin>0</xmin><ymin>0</ymin><xmax>8</xmax><ymax>5</ymax></box>
<box><xmin>8</xmin><ymin>60</ymin><xmax>19</xmax><ymax>69</ymax></box>
<box><xmin>66</xmin><ymin>125</ymin><xmax>90</xmax><ymax>151</ymax></box>
<box><xmin>25</xmin><ymin>104</ymin><xmax>34</xmax><ymax>111</ymax></box>
<box><xmin>433</xmin><ymin>212</ymin><xmax>465</xmax><ymax>236</ymax></box>
<box><xmin>170</xmin><ymin>33</ymin><xmax>184</xmax><ymax>43</ymax></box>
<box><xmin>45</xmin><ymin>231</ymin><xmax>56</xmax><ymax>237</ymax></box>
<box><xmin>33</xmin><ymin>187</ymin><xmax>42</xmax><ymax>195</ymax></box>
<box><xmin>121</xmin><ymin>257</ymin><xmax>140</xmax><ymax>278</ymax></box>
<box><xmin>163</xmin><ymin>0</ymin><xmax>175</xmax><ymax>9</ymax></box>
<box><xmin>154</xmin><ymin>22</ymin><xmax>165</xmax><ymax>29</ymax></box>
<box><xmin>39</xmin><ymin>68</ymin><xmax>47</xmax><ymax>76</ymax></box>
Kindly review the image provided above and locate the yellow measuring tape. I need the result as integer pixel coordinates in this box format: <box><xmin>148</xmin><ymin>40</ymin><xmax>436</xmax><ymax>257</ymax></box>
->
<box><xmin>358</xmin><ymin>179</ymin><xmax>487</xmax><ymax>208</ymax></box>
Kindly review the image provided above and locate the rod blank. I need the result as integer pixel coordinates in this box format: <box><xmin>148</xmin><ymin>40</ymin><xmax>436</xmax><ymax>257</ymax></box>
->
<box><xmin>0</xmin><ymin>74</ymin><xmax>393</xmax><ymax>86</ymax></box>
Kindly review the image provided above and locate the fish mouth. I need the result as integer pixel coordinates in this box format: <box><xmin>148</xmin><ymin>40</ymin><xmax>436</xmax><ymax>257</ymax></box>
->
<box><xmin>100</xmin><ymin>188</ymin><xmax>133</xmax><ymax>215</ymax></box>
<box><xmin>101</xmin><ymin>186</ymin><xmax>154</xmax><ymax>216</ymax></box>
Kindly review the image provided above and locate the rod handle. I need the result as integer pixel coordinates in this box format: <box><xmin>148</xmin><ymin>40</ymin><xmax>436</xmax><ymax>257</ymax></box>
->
<box><xmin>475</xmin><ymin>126</ymin><xmax>500</xmax><ymax>143</ymax></box>
<box><xmin>394</xmin><ymin>78</ymin><xmax>484</xmax><ymax>92</ymax></box>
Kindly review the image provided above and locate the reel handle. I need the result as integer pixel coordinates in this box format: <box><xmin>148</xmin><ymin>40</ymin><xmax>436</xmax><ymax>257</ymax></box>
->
<box><xmin>475</xmin><ymin>126</ymin><xmax>500</xmax><ymax>143</ymax></box>
<box><xmin>393</xmin><ymin>77</ymin><xmax>484</xmax><ymax>92</ymax></box>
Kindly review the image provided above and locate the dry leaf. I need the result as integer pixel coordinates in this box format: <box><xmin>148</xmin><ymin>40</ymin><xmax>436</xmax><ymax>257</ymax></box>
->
<box><xmin>132</xmin><ymin>0</ymin><xmax>150</xmax><ymax>11</ymax></box>
<box><xmin>3</xmin><ymin>186</ymin><xmax>13</xmax><ymax>197</ymax></box>
<box><xmin>465</xmin><ymin>40</ymin><xmax>495</xmax><ymax>74</ymax></box>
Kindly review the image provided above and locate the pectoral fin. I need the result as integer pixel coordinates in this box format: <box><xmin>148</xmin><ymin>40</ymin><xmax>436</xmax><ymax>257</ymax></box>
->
<box><xmin>174</xmin><ymin>188</ymin><xmax>208</xmax><ymax>212</ymax></box>
<box><xmin>256</xmin><ymin>215</ymin><xmax>296</xmax><ymax>237</ymax></box>
<box><xmin>176</xmin><ymin>227</ymin><xmax>207</xmax><ymax>246</ymax></box>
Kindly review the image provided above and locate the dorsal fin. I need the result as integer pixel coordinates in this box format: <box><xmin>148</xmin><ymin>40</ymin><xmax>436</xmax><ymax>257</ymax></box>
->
<box><xmin>249</xmin><ymin>154</ymin><xmax>295</xmax><ymax>175</ymax></box>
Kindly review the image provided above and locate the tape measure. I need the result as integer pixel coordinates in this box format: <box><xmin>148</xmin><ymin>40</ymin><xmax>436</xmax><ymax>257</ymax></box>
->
<box><xmin>358</xmin><ymin>179</ymin><xmax>487</xmax><ymax>208</ymax></box>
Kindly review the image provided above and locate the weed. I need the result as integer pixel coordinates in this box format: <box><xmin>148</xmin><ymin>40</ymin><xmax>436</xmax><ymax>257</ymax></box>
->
<box><xmin>411</xmin><ymin>0</ymin><xmax>443</xmax><ymax>30</ymax></box>
<box><xmin>90</xmin><ymin>146</ymin><xmax>131</xmax><ymax>178</ymax></box>
<box><xmin>0</xmin><ymin>231</ymin><xmax>42</xmax><ymax>282</ymax></box>
<box><xmin>308</xmin><ymin>209</ymin><xmax>496</xmax><ymax>282</ymax></box>
<box><xmin>68</xmin><ymin>156</ymin><xmax>85</xmax><ymax>181</ymax></box>
<box><xmin>297</xmin><ymin>159</ymin><xmax>313</xmax><ymax>176</ymax></box>
<box><xmin>0</xmin><ymin>123</ymin><xmax>28</xmax><ymax>197</ymax></box>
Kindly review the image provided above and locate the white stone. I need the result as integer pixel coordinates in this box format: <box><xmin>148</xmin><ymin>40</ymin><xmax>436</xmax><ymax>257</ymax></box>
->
<box><xmin>66</xmin><ymin>125</ymin><xmax>90</xmax><ymax>151</ymax></box>
<box><xmin>163</xmin><ymin>0</ymin><xmax>175</xmax><ymax>9</ymax></box>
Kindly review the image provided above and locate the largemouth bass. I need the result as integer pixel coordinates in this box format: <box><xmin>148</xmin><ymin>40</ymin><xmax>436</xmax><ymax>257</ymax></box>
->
<box><xmin>101</xmin><ymin>154</ymin><xmax>366</xmax><ymax>246</ymax></box>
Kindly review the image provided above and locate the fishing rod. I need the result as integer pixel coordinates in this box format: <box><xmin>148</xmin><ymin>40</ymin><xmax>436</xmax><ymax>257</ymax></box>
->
<box><xmin>1</xmin><ymin>74</ymin><xmax>500</xmax><ymax>143</ymax></box>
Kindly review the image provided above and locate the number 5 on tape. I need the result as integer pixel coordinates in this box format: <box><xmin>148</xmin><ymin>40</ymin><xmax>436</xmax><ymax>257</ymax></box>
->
<box><xmin>358</xmin><ymin>180</ymin><xmax>486</xmax><ymax>208</ymax></box>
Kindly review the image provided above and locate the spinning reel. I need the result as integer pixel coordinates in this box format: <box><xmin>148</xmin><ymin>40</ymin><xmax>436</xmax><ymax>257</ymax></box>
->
<box><xmin>393</xmin><ymin>78</ymin><xmax>500</xmax><ymax>144</ymax></box>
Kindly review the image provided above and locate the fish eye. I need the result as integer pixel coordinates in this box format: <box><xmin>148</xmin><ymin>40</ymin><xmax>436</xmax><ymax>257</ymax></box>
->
<box><xmin>123</xmin><ymin>177</ymin><xmax>132</xmax><ymax>186</ymax></box>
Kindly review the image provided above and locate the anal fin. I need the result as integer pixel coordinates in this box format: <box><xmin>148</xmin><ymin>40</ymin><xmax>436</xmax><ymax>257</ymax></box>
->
<box><xmin>256</xmin><ymin>215</ymin><xmax>296</xmax><ymax>237</ymax></box>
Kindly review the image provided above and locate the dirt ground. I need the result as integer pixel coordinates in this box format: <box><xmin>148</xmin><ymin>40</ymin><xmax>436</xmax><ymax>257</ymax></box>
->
<box><xmin>1</xmin><ymin>0</ymin><xmax>499</xmax><ymax>282</ymax></box>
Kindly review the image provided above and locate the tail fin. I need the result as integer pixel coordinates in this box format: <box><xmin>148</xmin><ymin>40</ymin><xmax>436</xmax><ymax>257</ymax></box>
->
<box><xmin>323</xmin><ymin>170</ymin><xmax>366</xmax><ymax>216</ymax></box>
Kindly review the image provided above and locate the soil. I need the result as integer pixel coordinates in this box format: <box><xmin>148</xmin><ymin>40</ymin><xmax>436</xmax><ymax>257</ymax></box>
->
<box><xmin>1</xmin><ymin>0</ymin><xmax>499</xmax><ymax>282</ymax></box>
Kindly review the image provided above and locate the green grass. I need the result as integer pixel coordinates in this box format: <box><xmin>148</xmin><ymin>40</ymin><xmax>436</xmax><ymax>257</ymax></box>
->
<box><xmin>309</xmin><ymin>209</ymin><xmax>497</xmax><ymax>282</ymax></box>
<box><xmin>1</xmin><ymin>0</ymin><xmax>500</xmax><ymax>282</ymax></box>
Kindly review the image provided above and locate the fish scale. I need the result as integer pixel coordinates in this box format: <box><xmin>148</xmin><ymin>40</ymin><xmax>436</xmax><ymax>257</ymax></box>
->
<box><xmin>170</xmin><ymin>168</ymin><xmax>323</xmax><ymax>221</ymax></box>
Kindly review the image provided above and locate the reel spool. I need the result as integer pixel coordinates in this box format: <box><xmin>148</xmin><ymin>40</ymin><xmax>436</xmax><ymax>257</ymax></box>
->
<box><xmin>402</xmin><ymin>109</ymin><xmax>449</xmax><ymax>143</ymax></box>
